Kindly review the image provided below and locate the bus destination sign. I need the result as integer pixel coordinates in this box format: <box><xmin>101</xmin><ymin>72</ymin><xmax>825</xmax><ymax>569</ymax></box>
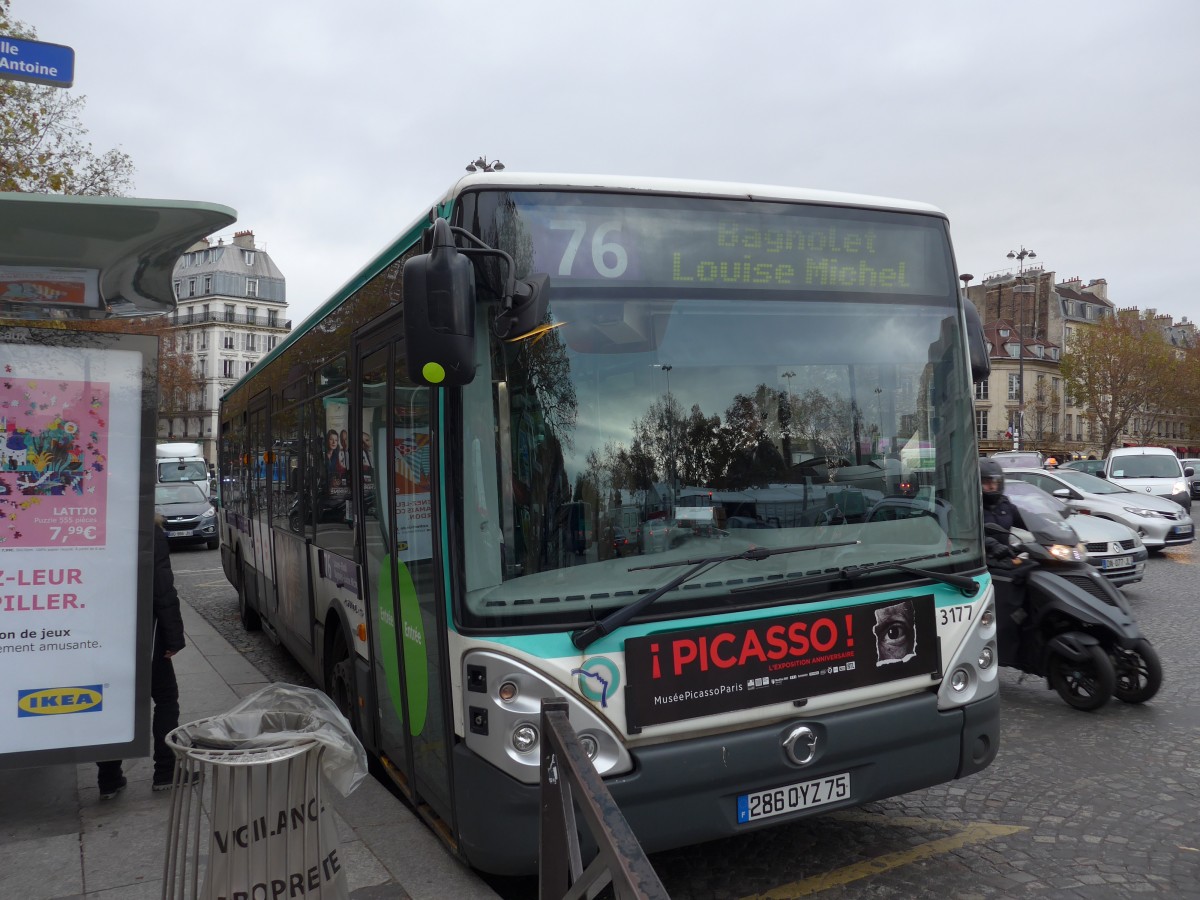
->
<box><xmin>623</xmin><ymin>595</ymin><xmax>940</xmax><ymax>730</ymax></box>
<box><xmin>511</xmin><ymin>193</ymin><xmax>950</xmax><ymax>297</ymax></box>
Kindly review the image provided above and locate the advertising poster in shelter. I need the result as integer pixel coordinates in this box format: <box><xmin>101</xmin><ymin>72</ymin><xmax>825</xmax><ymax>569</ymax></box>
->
<box><xmin>0</xmin><ymin>333</ymin><xmax>153</xmax><ymax>763</ymax></box>
<box><xmin>393</xmin><ymin>427</ymin><xmax>432</xmax><ymax>562</ymax></box>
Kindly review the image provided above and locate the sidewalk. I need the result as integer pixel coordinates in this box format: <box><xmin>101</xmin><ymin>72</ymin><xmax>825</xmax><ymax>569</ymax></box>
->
<box><xmin>0</xmin><ymin>599</ymin><xmax>502</xmax><ymax>900</ymax></box>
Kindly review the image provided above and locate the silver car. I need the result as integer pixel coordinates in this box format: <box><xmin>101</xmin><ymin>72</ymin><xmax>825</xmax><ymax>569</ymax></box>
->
<box><xmin>1181</xmin><ymin>458</ymin><xmax>1200</xmax><ymax>500</ymax></box>
<box><xmin>1005</xmin><ymin>480</ymin><xmax>1147</xmax><ymax>586</ymax></box>
<box><xmin>1004</xmin><ymin>467</ymin><xmax>1194</xmax><ymax>553</ymax></box>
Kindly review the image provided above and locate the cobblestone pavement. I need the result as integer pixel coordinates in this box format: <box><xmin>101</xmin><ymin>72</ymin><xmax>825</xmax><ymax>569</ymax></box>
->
<box><xmin>173</xmin><ymin>545</ymin><xmax>1200</xmax><ymax>898</ymax></box>
<box><xmin>168</xmin><ymin>545</ymin><xmax>316</xmax><ymax>688</ymax></box>
<box><xmin>645</xmin><ymin>545</ymin><xmax>1200</xmax><ymax>898</ymax></box>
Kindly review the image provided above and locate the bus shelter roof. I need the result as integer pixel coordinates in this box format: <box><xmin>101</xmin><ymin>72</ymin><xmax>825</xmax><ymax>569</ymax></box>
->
<box><xmin>0</xmin><ymin>192</ymin><xmax>236</xmax><ymax>318</ymax></box>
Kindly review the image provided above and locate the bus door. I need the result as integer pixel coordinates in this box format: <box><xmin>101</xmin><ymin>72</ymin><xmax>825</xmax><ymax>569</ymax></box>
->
<box><xmin>353</xmin><ymin>326</ymin><xmax>456</xmax><ymax>835</ymax></box>
<box><xmin>246</xmin><ymin>395</ymin><xmax>276</xmax><ymax>621</ymax></box>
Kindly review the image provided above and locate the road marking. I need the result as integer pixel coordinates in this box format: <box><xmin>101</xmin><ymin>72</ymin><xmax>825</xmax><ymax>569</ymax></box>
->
<box><xmin>739</xmin><ymin>811</ymin><xmax>1027</xmax><ymax>899</ymax></box>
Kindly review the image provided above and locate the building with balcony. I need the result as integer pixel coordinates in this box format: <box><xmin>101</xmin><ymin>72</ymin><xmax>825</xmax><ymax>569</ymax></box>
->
<box><xmin>163</xmin><ymin>230</ymin><xmax>290</xmax><ymax>463</ymax></box>
<box><xmin>968</xmin><ymin>270</ymin><xmax>1200</xmax><ymax>458</ymax></box>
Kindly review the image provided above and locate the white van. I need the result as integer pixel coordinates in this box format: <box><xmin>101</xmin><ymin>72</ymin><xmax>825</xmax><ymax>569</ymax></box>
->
<box><xmin>156</xmin><ymin>442</ymin><xmax>212</xmax><ymax>497</ymax></box>
<box><xmin>1103</xmin><ymin>446</ymin><xmax>1193</xmax><ymax>511</ymax></box>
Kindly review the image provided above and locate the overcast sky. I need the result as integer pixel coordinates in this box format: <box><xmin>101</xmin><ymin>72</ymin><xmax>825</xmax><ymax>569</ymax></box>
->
<box><xmin>15</xmin><ymin>2</ymin><xmax>1200</xmax><ymax>328</ymax></box>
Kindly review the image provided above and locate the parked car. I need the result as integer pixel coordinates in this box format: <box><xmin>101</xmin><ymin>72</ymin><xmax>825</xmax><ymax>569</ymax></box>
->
<box><xmin>154</xmin><ymin>482</ymin><xmax>219</xmax><ymax>550</ymax></box>
<box><xmin>1005</xmin><ymin>480</ymin><xmax>1146</xmax><ymax>586</ymax></box>
<box><xmin>1103</xmin><ymin>446</ymin><xmax>1192</xmax><ymax>511</ymax></box>
<box><xmin>1004</xmin><ymin>466</ymin><xmax>1194</xmax><ymax>553</ymax></box>
<box><xmin>1061</xmin><ymin>458</ymin><xmax>1104</xmax><ymax>476</ymax></box>
<box><xmin>1180</xmin><ymin>458</ymin><xmax>1200</xmax><ymax>499</ymax></box>
<box><xmin>990</xmin><ymin>450</ymin><xmax>1045</xmax><ymax>470</ymax></box>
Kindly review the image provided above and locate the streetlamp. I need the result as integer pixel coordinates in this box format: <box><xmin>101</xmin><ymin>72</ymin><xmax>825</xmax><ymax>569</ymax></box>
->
<box><xmin>653</xmin><ymin>364</ymin><xmax>674</xmax><ymax>498</ymax></box>
<box><xmin>465</xmin><ymin>156</ymin><xmax>505</xmax><ymax>172</ymax></box>
<box><xmin>1007</xmin><ymin>246</ymin><xmax>1037</xmax><ymax>273</ymax></box>
<box><xmin>781</xmin><ymin>370</ymin><xmax>797</xmax><ymax>464</ymax></box>
<box><xmin>1007</xmin><ymin>246</ymin><xmax>1037</xmax><ymax>451</ymax></box>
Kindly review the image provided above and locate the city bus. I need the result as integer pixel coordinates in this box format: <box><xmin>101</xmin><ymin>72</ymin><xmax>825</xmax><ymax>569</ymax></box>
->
<box><xmin>217</xmin><ymin>172</ymin><xmax>998</xmax><ymax>875</ymax></box>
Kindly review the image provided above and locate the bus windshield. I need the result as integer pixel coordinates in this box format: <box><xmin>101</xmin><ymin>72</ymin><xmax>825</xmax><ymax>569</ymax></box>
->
<box><xmin>459</xmin><ymin>191</ymin><xmax>980</xmax><ymax>628</ymax></box>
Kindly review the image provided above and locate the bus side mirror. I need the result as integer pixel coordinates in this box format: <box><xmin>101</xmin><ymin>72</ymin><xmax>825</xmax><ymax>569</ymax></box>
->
<box><xmin>963</xmin><ymin>302</ymin><xmax>990</xmax><ymax>382</ymax></box>
<box><xmin>494</xmin><ymin>273</ymin><xmax>551</xmax><ymax>340</ymax></box>
<box><xmin>404</xmin><ymin>218</ymin><xmax>478</xmax><ymax>387</ymax></box>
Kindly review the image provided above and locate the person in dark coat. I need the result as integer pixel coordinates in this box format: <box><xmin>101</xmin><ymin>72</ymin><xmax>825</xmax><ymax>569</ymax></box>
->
<box><xmin>97</xmin><ymin>519</ymin><xmax>188</xmax><ymax>798</ymax></box>
<box><xmin>981</xmin><ymin>458</ymin><xmax>1030</xmax><ymax>666</ymax></box>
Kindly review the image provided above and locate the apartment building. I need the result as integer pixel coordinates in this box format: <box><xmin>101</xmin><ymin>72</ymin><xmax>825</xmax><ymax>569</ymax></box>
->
<box><xmin>162</xmin><ymin>230</ymin><xmax>290</xmax><ymax>463</ymax></box>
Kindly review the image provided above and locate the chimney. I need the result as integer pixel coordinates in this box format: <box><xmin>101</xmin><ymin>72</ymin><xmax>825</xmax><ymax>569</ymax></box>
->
<box><xmin>233</xmin><ymin>230</ymin><xmax>256</xmax><ymax>250</ymax></box>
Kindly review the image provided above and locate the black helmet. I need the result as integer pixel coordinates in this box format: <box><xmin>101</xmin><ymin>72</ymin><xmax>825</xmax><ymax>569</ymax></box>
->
<box><xmin>980</xmin><ymin>458</ymin><xmax>1005</xmax><ymax>507</ymax></box>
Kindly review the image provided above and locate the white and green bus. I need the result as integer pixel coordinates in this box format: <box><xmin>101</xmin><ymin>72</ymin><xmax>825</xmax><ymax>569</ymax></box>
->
<box><xmin>218</xmin><ymin>172</ymin><xmax>998</xmax><ymax>875</ymax></box>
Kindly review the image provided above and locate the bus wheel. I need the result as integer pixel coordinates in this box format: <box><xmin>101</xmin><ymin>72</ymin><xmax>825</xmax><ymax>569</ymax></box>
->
<box><xmin>237</xmin><ymin>559</ymin><xmax>261</xmax><ymax>632</ymax></box>
<box><xmin>327</xmin><ymin>633</ymin><xmax>359</xmax><ymax>736</ymax></box>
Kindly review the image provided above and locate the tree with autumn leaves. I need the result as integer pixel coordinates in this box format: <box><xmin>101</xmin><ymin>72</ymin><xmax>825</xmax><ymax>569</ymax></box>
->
<box><xmin>0</xmin><ymin>1</ymin><xmax>134</xmax><ymax>194</ymax></box>
<box><xmin>3</xmin><ymin>3</ymin><xmax>202</xmax><ymax>421</ymax></box>
<box><xmin>1059</xmin><ymin>310</ymin><xmax>1197</xmax><ymax>455</ymax></box>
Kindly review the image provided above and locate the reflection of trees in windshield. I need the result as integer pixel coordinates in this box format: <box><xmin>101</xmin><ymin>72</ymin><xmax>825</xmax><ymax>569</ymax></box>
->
<box><xmin>581</xmin><ymin>382</ymin><xmax>867</xmax><ymax>492</ymax></box>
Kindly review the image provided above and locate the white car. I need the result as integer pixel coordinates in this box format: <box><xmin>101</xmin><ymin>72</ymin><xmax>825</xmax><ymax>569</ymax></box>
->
<box><xmin>1005</xmin><ymin>480</ymin><xmax>1147</xmax><ymax>586</ymax></box>
<box><xmin>1005</xmin><ymin>467</ymin><xmax>1193</xmax><ymax>553</ymax></box>
<box><xmin>1103</xmin><ymin>446</ymin><xmax>1192</xmax><ymax>511</ymax></box>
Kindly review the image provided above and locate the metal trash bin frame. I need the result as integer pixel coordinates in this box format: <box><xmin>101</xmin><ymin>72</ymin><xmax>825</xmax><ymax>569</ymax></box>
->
<box><xmin>161</xmin><ymin>714</ymin><xmax>347</xmax><ymax>900</ymax></box>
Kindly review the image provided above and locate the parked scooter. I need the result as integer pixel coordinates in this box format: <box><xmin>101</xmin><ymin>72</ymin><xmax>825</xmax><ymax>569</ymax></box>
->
<box><xmin>987</xmin><ymin>490</ymin><xmax>1162</xmax><ymax>712</ymax></box>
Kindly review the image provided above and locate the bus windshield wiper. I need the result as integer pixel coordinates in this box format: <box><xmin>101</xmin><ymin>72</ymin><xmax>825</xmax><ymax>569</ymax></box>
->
<box><xmin>570</xmin><ymin>540</ymin><xmax>860</xmax><ymax>651</ymax></box>
<box><xmin>731</xmin><ymin>552</ymin><xmax>979</xmax><ymax>597</ymax></box>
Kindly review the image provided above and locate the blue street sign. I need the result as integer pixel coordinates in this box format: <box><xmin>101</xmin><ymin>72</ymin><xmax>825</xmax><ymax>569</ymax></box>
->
<box><xmin>0</xmin><ymin>36</ymin><xmax>74</xmax><ymax>88</ymax></box>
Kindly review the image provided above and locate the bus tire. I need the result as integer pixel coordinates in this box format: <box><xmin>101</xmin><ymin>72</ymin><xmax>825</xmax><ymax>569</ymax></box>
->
<box><xmin>237</xmin><ymin>557</ymin><xmax>262</xmax><ymax>632</ymax></box>
<box><xmin>326</xmin><ymin>629</ymin><xmax>359</xmax><ymax>737</ymax></box>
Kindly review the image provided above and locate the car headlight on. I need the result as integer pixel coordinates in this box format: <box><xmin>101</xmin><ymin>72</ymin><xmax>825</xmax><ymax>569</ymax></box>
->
<box><xmin>1123</xmin><ymin>506</ymin><xmax>1168</xmax><ymax>519</ymax></box>
<box><xmin>1048</xmin><ymin>543</ymin><xmax>1086</xmax><ymax>562</ymax></box>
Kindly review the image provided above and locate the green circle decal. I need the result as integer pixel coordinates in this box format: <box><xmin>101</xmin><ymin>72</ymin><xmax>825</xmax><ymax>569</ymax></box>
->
<box><xmin>421</xmin><ymin>361</ymin><xmax>446</xmax><ymax>383</ymax></box>
<box><xmin>574</xmin><ymin>657</ymin><xmax>620</xmax><ymax>708</ymax></box>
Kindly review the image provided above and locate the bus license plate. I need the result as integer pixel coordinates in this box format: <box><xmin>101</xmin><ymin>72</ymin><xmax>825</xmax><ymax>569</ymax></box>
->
<box><xmin>1102</xmin><ymin>556</ymin><xmax>1131</xmax><ymax>569</ymax></box>
<box><xmin>736</xmin><ymin>772</ymin><xmax>850</xmax><ymax>823</ymax></box>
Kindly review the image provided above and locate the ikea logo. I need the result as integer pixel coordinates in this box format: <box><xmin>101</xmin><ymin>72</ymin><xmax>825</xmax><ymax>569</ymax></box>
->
<box><xmin>18</xmin><ymin>685</ymin><xmax>104</xmax><ymax>717</ymax></box>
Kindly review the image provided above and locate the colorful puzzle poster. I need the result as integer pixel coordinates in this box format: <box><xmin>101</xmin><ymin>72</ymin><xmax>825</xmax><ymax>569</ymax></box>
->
<box><xmin>0</xmin><ymin>373</ymin><xmax>110</xmax><ymax>548</ymax></box>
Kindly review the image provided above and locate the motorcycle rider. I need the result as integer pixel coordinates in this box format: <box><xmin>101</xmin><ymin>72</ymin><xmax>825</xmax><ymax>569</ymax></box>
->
<box><xmin>981</xmin><ymin>458</ymin><xmax>1030</xmax><ymax>664</ymax></box>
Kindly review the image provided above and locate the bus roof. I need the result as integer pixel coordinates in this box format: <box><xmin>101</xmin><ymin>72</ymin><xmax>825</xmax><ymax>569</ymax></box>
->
<box><xmin>222</xmin><ymin>172</ymin><xmax>946</xmax><ymax>400</ymax></box>
<box><xmin>439</xmin><ymin>172</ymin><xmax>947</xmax><ymax>217</ymax></box>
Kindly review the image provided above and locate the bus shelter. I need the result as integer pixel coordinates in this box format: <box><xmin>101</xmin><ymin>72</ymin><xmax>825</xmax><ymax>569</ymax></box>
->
<box><xmin>0</xmin><ymin>192</ymin><xmax>236</xmax><ymax>768</ymax></box>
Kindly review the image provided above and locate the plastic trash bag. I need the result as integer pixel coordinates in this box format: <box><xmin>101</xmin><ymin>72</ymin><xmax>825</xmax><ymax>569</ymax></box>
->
<box><xmin>173</xmin><ymin>682</ymin><xmax>368</xmax><ymax>796</ymax></box>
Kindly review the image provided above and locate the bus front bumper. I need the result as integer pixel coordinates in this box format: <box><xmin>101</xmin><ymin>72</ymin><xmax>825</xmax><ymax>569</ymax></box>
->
<box><xmin>453</xmin><ymin>688</ymin><xmax>999</xmax><ymax>876</ymax></box>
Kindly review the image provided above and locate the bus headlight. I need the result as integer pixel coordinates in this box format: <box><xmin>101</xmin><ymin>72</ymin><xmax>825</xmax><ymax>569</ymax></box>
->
<box><xmin>511</xmin><ymin>723</ymin><xmax>538</xmax><ymax>753</ymax></box>
<box><xmin>578</xmin><ymin>734</ymin><xmax>599</xmax><ymax>760</ymax></box>
<box><xmin>938</xmin><ymin>586</ymin><xmax>999</xmax><ymax>709</ymax></box>
<box><xmin>950</xmin><ymin>668</ymin><xmax>970</xmax><ymax>692</ymax></box>
<box><xmin>462</xmin><ymin>650</ymin><xmax>633</xmax><ymax>784</ymax></box>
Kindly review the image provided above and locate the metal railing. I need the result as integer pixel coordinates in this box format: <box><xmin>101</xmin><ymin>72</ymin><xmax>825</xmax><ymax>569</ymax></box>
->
<box><xmin>539</xmin><ymin>698</ymin><xmax>669</xmax><ymax>900</ymax></box>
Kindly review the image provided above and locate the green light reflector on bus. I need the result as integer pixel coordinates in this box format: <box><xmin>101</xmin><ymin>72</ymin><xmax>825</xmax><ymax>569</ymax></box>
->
<box><xmin>422</xmin><ymin>362</ymin><xmax>446</xmax><ymax>383</ymax></box>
